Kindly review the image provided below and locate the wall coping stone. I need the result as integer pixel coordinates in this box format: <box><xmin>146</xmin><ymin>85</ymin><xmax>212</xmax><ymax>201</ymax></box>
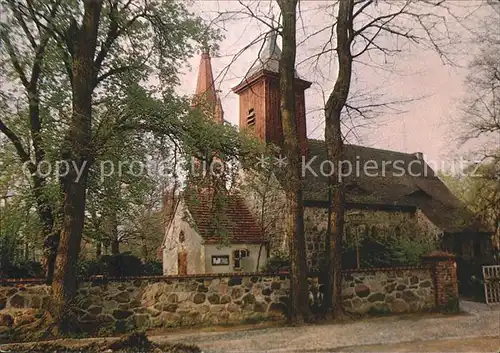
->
<box><xmin>1</xmin><ymin>266</ymin><xmax>433</xmax><ymax>285</ymax></box>
<box><xmin>341</xmin><ymin>266</ymin><xmax>431</xmax><ymax>273</ymax></box>
<box><xmin>421</xmin><ymin>251</ymin><xmax>456</xmax><ymax>261</ymax></box>
<box><xmin>0</xmin><ymin>272</ymin><xmax>287</xmax><ymax>285</ymax></box>
<box><xmin>0</xmin><ymin>278</ymin><xmax>46</xmax><ymax>285</ymax></box>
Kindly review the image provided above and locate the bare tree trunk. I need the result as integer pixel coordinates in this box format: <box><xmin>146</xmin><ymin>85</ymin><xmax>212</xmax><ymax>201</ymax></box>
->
<box><xmin>256</xmin><ymin>243</ymin><xmax>264</xmax><ymax>272</ymax></box>
<box><xmin>96</xmin><ymin>241</ymin><xmax>102</xmax><ymax>258</ymax></box>
<box><xmin>110</xmin><ymin>211</ymin><xmax>119</xmax><ymax>255</ymax></box>
<box><xmin>140</xmin><ymin>233</ymin><xmax>149</xmax><ymax>260</ymax></box>
<box><xmin>323</xmin><ymin>0</ymin><xmax>353</xmax><ymax>319</ymax></box>
<box><xmin>277</xmin><ymin>0</ymin><xmax>311</xmax><ymax>324</ymax></box>
<box><xmin>51</xmin><ymin>0</ymin><xmax>102</xmax><ymax>333</ymax></box>
<box><xmin>256</xmin><ymin>190</ymin><xmax>267</xmax><ymax>272</ymax></box>
<box><xmin>110</xmin><ymin>239</ymin><xmax>119</xmax><ymax>256</ymax></box>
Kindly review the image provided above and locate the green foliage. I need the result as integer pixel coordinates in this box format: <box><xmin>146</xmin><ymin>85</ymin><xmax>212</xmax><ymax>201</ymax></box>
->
<box><xmin>77</xmin><ymin>253</ymin><xmax>142</xmax><ymax>277</ymax></box>
<box><xmin>0</xmin><ymin>0</ymin><xmax>225</xmax><ymax>270</ymax></box>
<box><xmin>456</xmin><ymin>258</ymin><xmax>486</xmax><ymax>302</ymax></box>
<box><xmin>440</xmin><ymin>162</ymin><xmax>500</xmax><ymax>249</ymax></box>
<box><xmin>441</xmin><ymin>292</ymin><xmax>460</xmax><ymax>314</ymax></box>
<box><xmin>263</xmin><ymin>249</ymin><xmax>290</xmax><ymax>272</ymax></box>
<box><xmin>2</xmin><ymin>261</ymin><xmax>44</xmax><ymax>278</ymax></box>
<box><xmin>0</xmin><ymin>192</ymin><xmax>43</xmax><ymax>275</ymax></box>
<box><xmin>392</xmin><ymin>236</ymin><xmax>438</xmax><ymax>266</ymax></box>
<box><xmin>77</xmin><ymin>254</ymin><xmax>162</xmax><ymax>277</ymax></box>
<box><xmin>142</xmin><ymin>260</ymin><xmax>163</xmax><ymax>276</ymax></box>
<box><xmin>342</xmin><ymin>230</ymin><xmax>438</xmax><ymax>268</ymax></box>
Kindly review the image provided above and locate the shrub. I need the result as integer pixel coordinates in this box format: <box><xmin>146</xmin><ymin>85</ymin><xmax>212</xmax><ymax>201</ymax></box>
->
<box><xmin>78</xmin><ymin>253</ymin><xmax>143</xmax><ymax>277</ymax></box>
<box><xmin>342</xmin><ymin>233</ymin><xmax>438</xmax><ymax>269</ymax></box>
<box><xmin>77</xmin><ymin>259</ymin><xmax>106</xmax><ymax>277</ymax></box>
<box><xmin>262</xmin><ymin>249</ymin><xmax>289</xmax><ymax>273</ymax></box>
<box><xmin>142</xmin><ymin>260</ymin><xmax>163</xmax><ymax>275</ymax></box>
<box><xmin>102</xmin><ymin>253</ymin><xmax>143</xmax><ymax>277</ymax></box>
<box><xmin>456</xmin><ymin>258</ymin><xmax>486</xmax><ymax>302</ymax></box>
<box><xmin>0</xmin><ymin>261</ymin><xmax>44</xmax><ymax>278</ymax></box>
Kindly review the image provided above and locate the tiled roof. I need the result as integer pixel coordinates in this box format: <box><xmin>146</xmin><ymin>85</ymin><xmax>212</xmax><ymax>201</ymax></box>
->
<box><xmin>186</xmin><ymin>191</ymin><xmax>264</xmax><ymax>244</ymax></box>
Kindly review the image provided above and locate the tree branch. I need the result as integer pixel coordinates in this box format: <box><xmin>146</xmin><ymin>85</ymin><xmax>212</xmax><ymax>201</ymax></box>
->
<box><xmin>0</xmin><ymin>118</ymin><xmax>30</xmax><ymax>163</ymax></box>
<box><xmin>96</xmin><ymin>65</ymin><xmax>133</xmax><ymax>85</ymax></box>
<box><xmin>1</xmin><ymin>32</ymin><xmax>29</xmax><ymax>87</ymax></box>
<box><xmin>9</xmin><ymin>0</ymin><xmax>37</xmax><ymax>49</ymax></box>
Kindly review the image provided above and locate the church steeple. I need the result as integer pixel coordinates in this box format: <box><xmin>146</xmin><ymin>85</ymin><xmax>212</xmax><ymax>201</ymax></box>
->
<box><xmin>246</xmin><ymin>30</ymin><xmax>282</xmax><ymax>77</ymax></box>
<box><xmin>232</xmin><ymin>30</ymin><xmax>311</xmax><ymax>155</ymax></box>
<box><xmin>193</xmin><ymin>46</ymin><xmax>224</xmax><ymax>123</ymax></box>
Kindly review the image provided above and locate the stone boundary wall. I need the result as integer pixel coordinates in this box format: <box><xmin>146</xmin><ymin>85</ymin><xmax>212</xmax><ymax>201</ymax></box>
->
<box><xmin>341</xmin><ymin>268</ymin><xmax>435</xmax><ymax>314</ymax></box>
<box><xmin>0</xmin><ymin>266</ymin><xmax>442</xmax><ymax>334</ymax></box>
<box><xmin>1</xmin><ymin>275</ymin><xmax>289</xmax><ymax>335</ymax></box>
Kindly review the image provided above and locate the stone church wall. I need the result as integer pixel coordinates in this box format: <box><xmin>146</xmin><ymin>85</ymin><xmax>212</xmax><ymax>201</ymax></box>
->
<box><xmin>304</xmin><ymin>207</ymin><xmax>439</xmax><ymax>272</ymax></box>
<box><xmin>240</xmin><ymin>177</ymin><xmax>441</xmax><ymax>273</ymax></box>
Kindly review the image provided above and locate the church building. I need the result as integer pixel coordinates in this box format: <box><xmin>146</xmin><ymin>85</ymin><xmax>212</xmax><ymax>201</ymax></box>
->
<box><xmin>162</xmin><ymin>33</ymin><xmax>493</xmax><ymax>276</ymax></box>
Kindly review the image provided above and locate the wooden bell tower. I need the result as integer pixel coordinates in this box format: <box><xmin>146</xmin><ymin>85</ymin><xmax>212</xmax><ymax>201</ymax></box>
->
<box><xmin>232</xmin><ymin>31</ymin><xmax>311</xmax><ymax>155</ymax></box>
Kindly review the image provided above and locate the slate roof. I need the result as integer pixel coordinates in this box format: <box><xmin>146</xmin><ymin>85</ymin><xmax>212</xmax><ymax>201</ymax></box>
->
<box><xmin>185</xmin><ymin>190</ymin><xmax>264</xmax><ymax>244</ymax></box>
<box><xmin>304</xmin><ymin>139</ymin><xmax>491</xmax><ymax>234</ymax></box>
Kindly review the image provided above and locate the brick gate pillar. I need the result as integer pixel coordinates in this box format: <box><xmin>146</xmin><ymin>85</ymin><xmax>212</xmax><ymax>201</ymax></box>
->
<box><xmin>422</xmin><ymin>251</ymin><xmax>459</xmax><ymax>312</ymax></box>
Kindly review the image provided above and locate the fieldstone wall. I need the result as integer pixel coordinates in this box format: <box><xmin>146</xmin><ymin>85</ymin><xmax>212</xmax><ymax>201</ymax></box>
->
<box><xmin>0</xmin><ymin>266</ymin><xmax>437</xmax><ymax>335</ymax></box>
<box><xmin>242</xmin><ymin>176</ymin><xmax>441</xmax><ymax>274</ymax></box>
<box><xmin>341</xmin><ymin>268</ymin><xmax>435</xmax><ymax>314</ymax></box>
<box><xmin>0</xmin><ymin>275</ymin><xmax>289</xmax><ymax>335</ymax></box>
<box><xmin>304</xmin><ymin>208</ymin><xmax>440</xmax><ymax>272</ymax></box>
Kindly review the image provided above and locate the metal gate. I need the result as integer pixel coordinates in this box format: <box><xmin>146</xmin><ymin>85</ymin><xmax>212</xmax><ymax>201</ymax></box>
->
<box><xmin>482</xmin><ymin>265</ymin><xmax>500</xmax><ymax>305</ymax></box>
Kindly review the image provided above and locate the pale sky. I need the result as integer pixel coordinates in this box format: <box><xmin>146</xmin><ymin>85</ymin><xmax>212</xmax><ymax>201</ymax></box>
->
<box><xmin>178</xmin><ymin>1</ymin><xmax>497</xmax><ymax>168</ymax></box>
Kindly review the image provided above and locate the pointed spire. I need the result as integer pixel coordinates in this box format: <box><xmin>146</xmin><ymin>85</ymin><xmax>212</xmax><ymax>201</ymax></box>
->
<box><xmin>193</xmin><ymin>45</ymin><xmax>224</xmax><ymax>124</ymax></box>
<box><xmin>260</xmin><ymin>30</ymin><xmax>281</xmax><ymax>63</ymax></box>
<box><xmin>215</xmin><ymin>95</ymin><xmax>224</xmax><ymax>123</ymax></box>
<box><xmin>262</xmin><ymin>14</ymin><xmax>280</xmax><ymax>61</ymax></box>
<box><xmin>195</xmin><ymin>46</ymin><xmax>216</xmax><ymax>106</ymax></box>
<box><xmin>246</xmin><ymin>29</ymin><xmax>281</xmax><ymax>78</ymax></box>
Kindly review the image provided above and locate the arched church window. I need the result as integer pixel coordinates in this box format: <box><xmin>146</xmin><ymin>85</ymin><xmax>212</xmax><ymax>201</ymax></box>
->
<box><xmin>179</xmin><ymin>230</ymin><xmax>185</xmax><ymax>243</ymax></box>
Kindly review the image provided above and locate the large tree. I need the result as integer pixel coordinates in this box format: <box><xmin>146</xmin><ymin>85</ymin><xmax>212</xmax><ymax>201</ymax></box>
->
<box><xmin>317</xmin><ymin>0</ymin><xmax>469</xmax><ymax>317</ymax></box>
<box><xmin>277</xmin><ymin>0</ymin><xmax>311</xmax><ymax>323</ymax></box>
<box><xmin>0</xmin><ymin>0</ymin><xmax>63</xmax><ymax>283</ymax></box>
<box><xmin>1</xmin><ymin>0</ymin><xmax>214</xmax><ymax>331</ymax></box>
<box><xmin>455</xmin><ymin>2</ymin><xmax>500</xmax><ymax>248</ymax></box>
<box><xmin>323</xmin><ymin>0</ymin><xmax>353</xmax><ymax>319</ymax></box>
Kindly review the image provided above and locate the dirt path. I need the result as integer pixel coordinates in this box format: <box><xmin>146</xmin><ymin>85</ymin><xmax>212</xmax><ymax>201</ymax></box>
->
<box><xmin>1</xmin><ymin>302</ymin><xmax>498</xmax><ymax>352</ymax></box>
<box><xmin>153</xmin><ymin>304</ymin><xmax>499</xmax><ymax>353</ymax></box>
<box><xmin>333</xmin><ymin>336</ymin><xmax>499</xmax><ymax>352</ymax></box>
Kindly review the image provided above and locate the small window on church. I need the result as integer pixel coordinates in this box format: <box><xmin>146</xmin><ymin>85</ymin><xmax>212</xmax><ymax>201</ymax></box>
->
<box><xmin>179</xmin><ymin>231</ymin><xmax>185</xmax><ymax>243</ymax></box>
<box><xmin>233</xmin><ymin>249</ymin><xmax>249</xmax><ymax>269</ymax></box>
<box><xmin>247</xmin><ymin>108</ymin><xmax>255</xmax><ymax>126</ymax></box>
